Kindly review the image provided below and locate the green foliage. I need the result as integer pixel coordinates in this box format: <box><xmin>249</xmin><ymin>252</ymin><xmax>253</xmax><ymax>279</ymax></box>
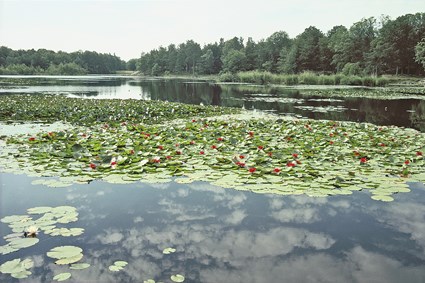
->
<box><xmin>415</xmin><ymin>38</ymin><xmax>425</xmax><ymax>71</ymax></box>
<box><xmin>298</xmin><ymin>71</ymin><xmax>319</xmax><ymax>85</ymax></box>
<box><xmin>221</xmin><ymin>49</ymin><xmax>247</xmax><ymax>73</ymax></box>
<box><xmin>0</xmin><ymin>47</ymin><xmax>125</xmax><ymax>75</ymax></box>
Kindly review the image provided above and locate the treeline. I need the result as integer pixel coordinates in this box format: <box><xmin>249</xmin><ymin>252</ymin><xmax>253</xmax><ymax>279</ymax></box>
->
<box><xmin>0</xmin><ymin>47</ymin><xmax>126</xmax><ymax>75</ymax></box>
<box><xmin>135</xmin><ymin>13</ymin><xmax>425</xmax><ymax>78</ymax></box>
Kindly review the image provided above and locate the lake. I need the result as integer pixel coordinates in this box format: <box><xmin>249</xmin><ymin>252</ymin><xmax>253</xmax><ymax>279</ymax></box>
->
<box><xmin>1</xmin><ymin>76</ymin><xmax>425</xmax><ymax>283</ymax></box>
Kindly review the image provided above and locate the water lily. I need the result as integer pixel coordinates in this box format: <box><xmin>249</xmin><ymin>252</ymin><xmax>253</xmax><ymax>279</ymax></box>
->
<box><xmin>89</xmin><ymin>163</ymin><xmax>96</xmax><ymax>169</ymax></box>
<box><xmin>239</xmin><ymin>155</ymin><xmax>245</xmax><ymax>159</ymax></box>
<box><xmin>286</xmin><ymin>161</ymin><xmax>296</xmax><ymax>167</ymax></box>
<box><xmin>199</xmin><ymin>151</ymin><xmax>205</xmax><ymax>155</ymax></box>
<box><xmin>417</xmin><ymin>151</ymin><xmax>423</xmax><ymax>156</ymax></box>
<box><xmin>166</xmin><ymin>155</ymin><xmax>172</xmax><ymax>160</ymax></box>
<box><xmin>25</xmin><ymin>226</ymin><xmax>38</xmax><ymax>237</ymax></box>
<box><xmin>211</xmin><ymin>145</ymin><xmax>217</xmax><ymax>149</ymax></box>
<box><xmin>248</xmin><ymin>131</ymin><xmax>254</xmax><ymax>137</ymax></box>
<box><xmin>29</xmin><ymin>137</ymin><xmax>35</xmax><ymax>141</ymax></box>
<box><xmin>190</xmin><ymin>140</ymin><xmax>195</xmax><ymax>145</ymax></box>
<box><xmin>404</xmin><ymin>160</ymin><xmax>410</xmax><ymax>165</ymax></box>
<box><xmin>292</xmin><ymin>153</ymin><xmax>298</xmax><ymax>158</ymax></box>
<box><xmin>360</xmin><ymin>157</ymin><xmax>367</xmax><ymax>164</ymax></box>
<box><xmin>249</xmin><ymin>167</ymin><xmax>256</xmax><ymax>173</ymax></box>
<box><xmin>158</xmin><ymin>145</ymin><xmax>164</xmax><ymax>150</ymax></box>
<box><xmin>217</xmin><ymin>137</ymin><xmax>224</xmax><ymax>141</ymax></box>
<box><xmin>257</xmin><ymin>145</ymin><xmax>264</xmax><ymax>150</ymax></box>
<box><xmin>267</xmin><ymin>152</ymin><xmax>273</xmax><ymax>157</ymax></box>
<box><xmin>273</xmin><ymin>168</ymin><xmax>281</xmax><ymax>173</ymax></box>
<box><xmin>236</xmin><ymin>161</ymin><xmax>245</xmax><ymax>167</ymax></box>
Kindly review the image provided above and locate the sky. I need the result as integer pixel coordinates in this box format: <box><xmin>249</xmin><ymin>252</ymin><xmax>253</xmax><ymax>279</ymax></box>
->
<box><xmin>0</xmin><ymin>0</ymin><xmax>424</xmax><ymax>61</ymax></box>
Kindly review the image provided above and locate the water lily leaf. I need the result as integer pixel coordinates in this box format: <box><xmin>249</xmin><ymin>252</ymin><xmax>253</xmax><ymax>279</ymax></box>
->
<box><xmin>47</xmin><ymin>246</ymin><xmax>83</xmax><ymax>259</ymax></box>
<box><xmin>108</xmin><ymin>265</ymin><xmax>122</xmax><ymax>272</ymax></box>
<box><xmin>170</xmin><ymin>274</ymin><xmax>185</xmax><ymax>282</ymax></box>
<box><xmin>0</xmin><ymin>259</ymin><xmax>22</xmax><ymax>274</ymax></box>
<box><xmin>11</xmin><ymin>270</ymin><xmax>31</xmax><ymax>279</ymax></box>
<box><xmin>9</xmin><ymin>238</ymin><xmax>39</xmax><ymax>249</ymax></box>
<box><xmin>114</xmin><ymin>261</ymin><xmax>128</xmax><ymax>267</ymax></box>
<box><xmin>55</xmin><ymin>253</ymin><xmax>83</xmax><ymax>265</ymax></box>
<box><xmin>70</xmin><ymin>263</ymin><xmax>90</xmax><ymax>270</ymax></box>
<box><xmin>162</xmin><ymin>247</ymin><xmax>176</xmax><ymax>254</ymax></box>
<box><xmin>53</xmin><ymin>272</ymin><xmax>72</xmax><ymax>281</ymax></box>
<box><xmin>1</xmin><ymin>215</ymin><xmax>29</xmax><ymax>223</ymax></box>
<box><xmin>144</xmin><ymin>279</ymin><xmax>155</xmax><ymax>283</ymax></box>
<box><xmin>27</xmin><ymin>206</ymin><xmax>53</xmax><ymax>214</ymax></box>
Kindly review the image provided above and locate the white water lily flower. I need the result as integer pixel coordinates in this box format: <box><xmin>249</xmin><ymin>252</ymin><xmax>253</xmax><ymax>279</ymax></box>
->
<box><xmin>26</xmin><ymin>226</ymin><xmax>38</xmax><ymax>237</ymax></box>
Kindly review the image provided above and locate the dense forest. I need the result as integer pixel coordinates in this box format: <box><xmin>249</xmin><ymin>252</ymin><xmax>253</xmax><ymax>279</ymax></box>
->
<box><xmin>135</xmin><ymin>13</ymin><xmax>425</xmax><ymax>77</ymax></box>
<box><xmin>0</xmin><ymin>47</ymin><xmax>125</xmax><ymax>75</ymax></box>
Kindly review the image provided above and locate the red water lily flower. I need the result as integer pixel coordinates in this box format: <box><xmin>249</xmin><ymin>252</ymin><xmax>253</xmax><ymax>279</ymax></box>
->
<box><xmin>89</xmin><ymin>163</ymin><xmax>96</xmax><ymax>169</ymax></box>
<box><xmin>175</xmin><ymin>143</ymin><xmax>180</xmax><ymax>147</ymax></box>
<box><xmin>236</xmin><ymin>161</ymin><xmax>245</xmax><ymax>167</ymax></box>
<box><xmin>28</xmin><ymin>137</ymin><xmax>35</xmax><ymax>141</ymax></box>
<box><xmin>273</xmin><ymin>168</ymin><xmax>281</xmax><ymax>173</ymax></box>
<box><xmin>257</xmin><ymin>145</ymin><xmax>264</xmax><ymax>150</ymax></box>
<box><xmin>239</xmin><ymin>155</ymin><xmax>245</xmax><ymax>159</ymax></box>
<box><xmin>200</xmin><ymin>151</ymin><xmax>205</xmax><ymax>155</ymax></box>
<box><xmin>417</xmin><ymin>151</ymin><xmax>423</xmax><ymax>156</ymax></box>
<box><xmin>329</xmin><ymin>141</ymin><xmax>334</xmax><ymax>145</ymax></box>
<box><xmin>267</xmin><ymin>152</ymin><xmax>273</xmax><ymax>157</ymax></box>
<box><xmin>176</xmin><ymin>150</ymin><xmax>182</xmax><ymax>155</ymax></box>
<box><xmin>292</xmin><ymin>153</ymin><xmax>298</xmax><ymax>158</ymax></box>
<box><xmin>217</xmin><ymin>137</ymin><xmax>224</xmax><ymax>141</ymax></box>
<box><xmin>190</xmin><ymin>140</ymin><xmax>195</xmax><ymax>145</ymax></box>
<box><xmin>360</xmin><ymin>157</ymin><xmax>367</xmax><ymax>164</ymax></box>
<box><xmin>111</xmin><ymin>161</ymin><xmax>117</xmax><ymax>166</ymax></box>
<box><xmin>248</xmin><ymin>131</ymin><xmax>254</xmax><ymax>137</ymax></box>
<box><xmin>380</xmin><ymin>143</ymin><xmax>385</xmax><ymax>147</ymax></box>
<box><xmin>158</xmin><ymin>145</ymin><xmax>164</xmax><ymax>150</ymax></box>
<box><xmin>192</xmin><ymin>119</ymin><xmax>196</xmax><ymax>122</ymax></box>
<box><xmin>286</xmin><ymin>161</ymin><xmax>296</xmax><ymax>167</ymax></box>
<box><xmin>166</xmin><ymin>155</ymin><xmax>172</xmax><ymax>160</ymax></box>
<box><xmin>130</xmin><ymin>149</ymin><xmax>135</xmax><ymax>155</ymax></box>
<box><xmin>48</xmin><ymin>132</ymin><xmax>53</xmax><ymax>136</ymax></box>
<box><xmin>249</xmin><ymin>167</ymin><xmax>256</xmax><ymax>173</ymax></box>
<box><xmin>211</xmin><ymin>145</ymin><xmax>217</xmax><ymax>149</ymax></box>
<box><xmin>153</xmin><ymin>157</ymin><xmax>161</xmax><ymax>163</ymax></box>
<box><xmin>353</xmin><ymin>151</ymin><xmax>360</xmax><ymax>156</ymax></box>
<box><xmin>81</xmin><ymin>133</ymin><xmax>87</xmax><ymax>138</ymax></box>
<box><xmin>404</xmin><ymin>160</ymin><xmax>410</xmax><ymax>165</ymax></box>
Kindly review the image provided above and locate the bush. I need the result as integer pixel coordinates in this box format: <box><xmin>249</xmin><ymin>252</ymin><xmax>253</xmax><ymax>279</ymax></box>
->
<box><xmin>362</xmin><ymin>76</ymin><xmax>376</xmax><ymax>87</ymax></box>
<box><xmin>376</xmin><ymin>77</ymin><xmax>389</xmax><ymax>87</ymax></box>
<box><xmin>284</xmin><ymin>75</ymin><xmax>298</xmax><ymax>85</ymax></box>
<box><xmin>318</xmin><ymin>75</ymin><xmax>335</xmax><ymax>85</ymax></box>
<box><xmin>219</xmin><ymin>72</ymin><xmax>237</xmax><ymax>82</ymax></box>
<box><xmin>299</xmin><ymin>71</ymin><xmax>319</xmax><ymax>85</ymax></box>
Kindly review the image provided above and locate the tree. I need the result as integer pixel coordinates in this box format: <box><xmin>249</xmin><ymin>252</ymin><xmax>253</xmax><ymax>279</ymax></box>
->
<box><xmin>415</xmin><ymin>38</ymin><xmax>425</xmax><ymax>71</ymax></box>
<box><xmin>222</xmin><ymin>49</ymin><xmax>247</xmax><ymax>73</ymax></box>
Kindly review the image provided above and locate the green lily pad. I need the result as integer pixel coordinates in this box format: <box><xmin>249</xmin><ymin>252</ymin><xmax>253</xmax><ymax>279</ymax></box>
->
<box><xmin>114</xmin><ymin>260</ymin><xmax>128</xmax><ymax>267</ymax></box>
<box><xmin>53</xmin><ymin>272</ymin><xmax>72</xmax><ymax>281</ymax></box>
<box><xmin>9</xmin><ymin>238</ymin><xmax>39</xmax><ymax>249</ymax></box>
<box><xmin>171</xmin><ymin>274</ymin><xmax>185</xmax><ymax>282</ymax></box>
<box><xmin>162</xmin><ymin>247</ymin><xmax>176</xmax><ymax>254</ymax></box>
<box><xmin>371</xmin><ymin>194</ymin><xmax>394</xmax><ymax>202</ymax></box>
<box><xmin>47</xmin><ymin>246</ymin><xmax>83</xmax><ymax>259</ymax></box>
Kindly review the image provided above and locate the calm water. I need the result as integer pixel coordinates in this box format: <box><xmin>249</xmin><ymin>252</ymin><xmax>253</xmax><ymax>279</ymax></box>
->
<box><xmin>0</xmin><ymin>75</ymin><xmax>424</xmax><ymax>131</ymax></box>
<box><xmin>2</xmin><ymin>173</ymin><xmax>425</xmax><ymax>283</ymax></box>
<box><xmin>1</xmin><ymin>76</ymin><xmax>425</xmax><ymax>282</ymax></box>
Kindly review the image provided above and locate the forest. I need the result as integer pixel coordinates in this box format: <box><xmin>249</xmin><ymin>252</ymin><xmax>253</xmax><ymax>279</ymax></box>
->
<box><xmin>1</xmin><ymin>13</ymin><xmax>424</xmax><ymax>78</ymax></box>
<box><xmin>135</xmin><ymin>13</ymin><xmax>425</xmax><ymax>78</ymax></box>
<box><xmin>0</xmin><ymin>48</ymin><xmax>125</xmax><ymax>75</ymax></box>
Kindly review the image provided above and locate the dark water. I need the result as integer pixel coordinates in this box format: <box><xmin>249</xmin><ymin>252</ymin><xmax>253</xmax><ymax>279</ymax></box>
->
<box><xmin>1</xmin><ymin>76</ymin><xmax>425</xmax><ymax>282</ymax></box>
<box><xmin>2</xmin><ymin>173</ymin><xmax>425</xmax><ymax>283</ymax></box>
<box><xmin>0</xmin><ymin>76</ymin><xmax>424</xmax><ymax>131</ymax></box>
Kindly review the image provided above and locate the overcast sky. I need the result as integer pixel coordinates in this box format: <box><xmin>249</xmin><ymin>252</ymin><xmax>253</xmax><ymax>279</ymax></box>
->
<box><xmin>0</xmin><ymin>0</ymin><xmax>424</xmax><ymax>61</ymax></box>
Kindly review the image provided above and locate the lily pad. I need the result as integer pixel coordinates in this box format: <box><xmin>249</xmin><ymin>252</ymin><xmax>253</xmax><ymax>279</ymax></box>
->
<box><xmin>70</xmin><ymin>263</ymin><xmax>90</xmax><ymax>270</ymax></box>
<box><xmin>47</xmin><ymin>245</ymin><xmax>83</xmax><ymax>259</ymax></box>
<box><xmin>171</xmin><ymin>274</ymin><xmax>185</xmax><ymax>282</ymax></box>
<box><xmin>53</xmin><ymin>272</ymin><xmax>72</xmax><ymax>281</ymax></box>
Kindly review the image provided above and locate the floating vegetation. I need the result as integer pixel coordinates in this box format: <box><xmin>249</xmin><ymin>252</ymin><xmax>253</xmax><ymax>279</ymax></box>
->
<box><xmin>171</xmin><ymin>274</ymin><xmax>185</xmax><ymax>282</ymax></box>
<box><xmin>0</xmin><ymin>206</ymin><xmax>83</xmax><ymax>255</ymax></box>
<box><xmin>108</xmin><ymin>260</ymin><xmax>128</xmax><ymax>272</ymax></box>
<box><xmin>163</xmin><ymin>247</ymin><xmax>176</xmax><ymax>254</ymax></box>
<box><xmin>46</xmin><ymin>246</ymin><xmax>84</xmax><ymax>265</ymax></box>
<box><xmin>0</xmin><ymin>95</ymin><xmax>424</xmax><ymax>202</ymax></box>
<box><xmin>69</xmin><ymin>263</ymin><xmax>90</xmax><ymax>270</ymax></box>
<box><xmin>301</xmin><ymin>87</ymin><xmax>425</xmax><ymax>100</ymax></box>
<box><xmin>0</xmin><ymin>258</ymin><xmax>33</xmax><ymax>279</ymax></box>
<box><xmin>53</xmin><ymin>272</ymin><xmax>72</xmax><ymax>282</ymax></box>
